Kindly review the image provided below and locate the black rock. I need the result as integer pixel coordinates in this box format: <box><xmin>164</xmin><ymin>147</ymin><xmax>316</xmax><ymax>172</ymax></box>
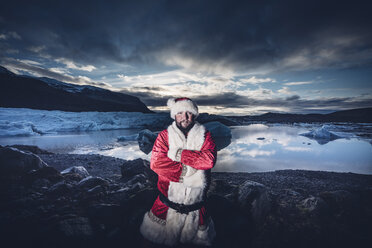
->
<box><xmin>57</xmin><ymin>217</ymin><xmax>93</xmax><ymax>238</ymax></box>
<box><xmin>120</xmin><ymin>158</ymin><xmax>157</xmax><ymax>185</ymax></box>
<box><xmin>77</xmin><ymin>176</ymin><xmax>109</xmax><ymax>190</ymax></box>
<box><xmin>299</xmin><ymin>196</ymin><xmax>328</xmax><ymax>214</ymax></box>
<box><xmin>137</xmin><ymin>129</ymin><xmax>157</xmax><ymax>154</ymax></box>
<box><xmin>48</xmin><ymin>181</ymin><xmax>73</xmax><ymax>196</ymax></box>
<box><xmin>61</xmin><ymin>166</ymin><xmax>90</xmax><ymax>178</ymax></box>
<box><xmin>7</xmin><ymin>145</ymin><xmax>53</xmax><ymax>154</ymax></box>
<box><xmin>238</xmin><ymin>180</ymin><xmax>272</xmax><ymax>223</ymax></box>
<box><xmin>26</xmin><ymin>166</ymin><xmax>64</xmax><ymax>185</ymax></box>
<box><xmin>87</xmin><ymin>203</ymin><xmax>123</xmax><ymax>227</ymax></box>
<box><xmin>0</xmin><ymin>146</ymin><xmax>47</xmax><ymax>178</ymax></box>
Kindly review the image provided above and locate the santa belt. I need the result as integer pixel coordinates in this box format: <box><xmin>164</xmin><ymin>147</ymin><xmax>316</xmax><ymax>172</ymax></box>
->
<box><xmin>159</xmin><ymin>192</ymin><xmax>205</xmax><ymax>214</ymax></box>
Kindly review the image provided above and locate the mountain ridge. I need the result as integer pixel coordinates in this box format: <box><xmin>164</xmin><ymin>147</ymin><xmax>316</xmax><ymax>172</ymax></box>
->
<box><xmin>227</xmin><ymin>107</ymin><xmax>372</xmax><ymax>123</ymax></box>
<box><xmin>0</xmin><ymin>66</ymin><xmax>153</xmax><ymax>113</ymax></box>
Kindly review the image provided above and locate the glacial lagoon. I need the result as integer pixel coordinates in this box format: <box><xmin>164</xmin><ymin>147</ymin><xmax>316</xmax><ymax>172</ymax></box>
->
<box><xmin>1</xmin><ymin>123</ymin><xmax>371</xmax><ymax>174</ymax></box>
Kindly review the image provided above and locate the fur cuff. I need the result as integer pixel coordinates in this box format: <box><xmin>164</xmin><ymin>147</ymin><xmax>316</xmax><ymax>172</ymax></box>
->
<box><xmin>168</xmin><ymin>148</ymin><xmax>182</xmax><ymax>162</ymax></box>
<box><xmin>179</xmin><ymin>164</ymin><xmax>187</xmax><ymax>183</ymax></box>
<box><xmin>182</xmin><ymin>169</ymin><xmax>206</xmax><ymax>188</ymax></box>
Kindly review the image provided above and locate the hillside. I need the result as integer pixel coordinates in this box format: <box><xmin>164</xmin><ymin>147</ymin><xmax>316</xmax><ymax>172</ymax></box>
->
<box><xmin>0</xmin><ymin>66</ymin><xmax>152</xmax><ymax>113</ymax></box>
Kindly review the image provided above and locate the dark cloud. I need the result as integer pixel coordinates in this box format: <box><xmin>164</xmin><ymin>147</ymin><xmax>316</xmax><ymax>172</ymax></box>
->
<box><xmin>3</xmin><ymin>59</ymin><xmax>76</xmax><ymax>82</ymax></box>
<box><xmin>1</xmin><ymin>0</ymin><xmax>371</xmax><ymax>115</ymax></box>
<box><xmin>2</xmin><ymin>58</ymin><xmax>106</xmax><ymax>86</ymax></box>
<box><xmin>286</xmin><ymin>95</ymin><xmax>300</xmax><ymax>101</ymax></box>
<box><xmin>120</xmin><ymin>86</ymin><xmax>169</xmax><ymax>106</ymax></box>
<box><xmin>1</xmin><ymin>0</ymin><xmax>371</xmax><ymax>71</ymax></box>
<box><xmin>120</xmin><ymin>87</ymin><xmax>372</xmax><ymax>114</ymax></box>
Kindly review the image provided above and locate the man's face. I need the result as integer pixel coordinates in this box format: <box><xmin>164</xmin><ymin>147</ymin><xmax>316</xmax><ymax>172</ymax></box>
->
<box><xmin>175</xmin><ymin>111</ymin><xmax>195</xmax><ymax>130</ymax></box>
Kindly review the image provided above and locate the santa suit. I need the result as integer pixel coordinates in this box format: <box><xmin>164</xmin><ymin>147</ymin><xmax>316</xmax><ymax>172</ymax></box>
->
<box><xmin>140</xmin><ymin>121</ymin><xmax>217</xmax><ymax>246</ymax></box>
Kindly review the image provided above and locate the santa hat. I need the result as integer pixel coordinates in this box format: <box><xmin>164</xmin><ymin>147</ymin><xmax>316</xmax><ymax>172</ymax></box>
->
<box><xmin>167</xmin><ymin>97</ymin><xmax>199</xmax><ymax>119</ymax></box>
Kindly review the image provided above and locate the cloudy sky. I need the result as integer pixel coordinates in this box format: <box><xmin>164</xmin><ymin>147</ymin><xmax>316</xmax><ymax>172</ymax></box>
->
<box><xmin>1</xmin><ymin>0</ymin><xmax>372</xmax><ymax>115</ymax></box>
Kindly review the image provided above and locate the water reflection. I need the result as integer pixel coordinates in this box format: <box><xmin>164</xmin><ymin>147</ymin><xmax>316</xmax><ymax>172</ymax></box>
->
<box><xmin>73</xmin><ymin>141</ymin><xmax>152</xmax><ymax>161</ymax></box>
<box><xmin>214</xmin><ymin>124</ymin><xmax>372</xmax><ymax>174</ymax></box>
<box><xmin>0</xmin><ymin>129</ymin><xmax>142</xmax><ymax>154</ymax></box>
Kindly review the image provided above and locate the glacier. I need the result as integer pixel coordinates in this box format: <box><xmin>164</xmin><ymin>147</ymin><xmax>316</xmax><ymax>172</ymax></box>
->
<box><xmin>0</xmin><ymin>107</ymin><xmax>168</xmax><ymax>137</ymax></box>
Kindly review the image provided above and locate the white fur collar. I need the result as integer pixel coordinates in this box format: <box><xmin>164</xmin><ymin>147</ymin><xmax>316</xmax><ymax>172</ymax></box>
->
<box><xmin>167</xmin><ymin>121</ymin><xmax>208</xmax><ymax>194</ymax></box>
<box><xmin>167</xmin><ymin>121</ymin><xmax>205</xmax><ymax>153</ymax></box>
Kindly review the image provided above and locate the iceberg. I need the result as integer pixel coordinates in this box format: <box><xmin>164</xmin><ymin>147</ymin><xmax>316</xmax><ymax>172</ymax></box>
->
<box><xmin>300</xmin><ymin>125</ymin><xmax>343</xmax><ymax>145</ymax></box>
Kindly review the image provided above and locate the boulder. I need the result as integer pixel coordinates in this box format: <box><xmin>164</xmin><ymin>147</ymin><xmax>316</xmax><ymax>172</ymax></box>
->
<box><xmin>0</xmin><ymin>146</ymin><xmax>48</xmax><ymax>176</ymax></box>
<box><xmin>208</xmin><ymin>178</ymin><xmax>238</xmax><ymax>201</ymax></box>
<box><xmin>8</xmin><ymin>144</ymin><xmax>53</xmax><ymax>154</ymax></box>
<box><xmin>48</xmin><ymin>181</ymin><xmax>73</xmax><ymax>196</ymax></box>
<box><xmin>137</xmin><ymin>129</ymin><xmax>157</xmax><ymax>154</ymax></box>
<box><xmin>27</xmin><ymin>166</ymin><xmax>64</xmax><ymax>184</ymax></box>
<box><xmin>77</xmin><ymin>176</ymin><xmax>109</xmax><ymax>190</ymax></box>
<box><xmin>87</xmin><ymin>185</ymin><xmax>105</xmax><ymax>194</ymax></box>
<box><xmin>61</xmin><ymin>166</ymin><xmax>90</xmax><ymax>178</ymax></box>
<box><xmin>58</xmin><ymin>217</ymin><xmax>93</xmax><ymax>238</ymax></box>
<box><xmin>204</xmin><ymin>121</ymin><xmax>232</xmax><ymax>151</ymax></box>
<box><xmin>120</xmin><ymin>158</ymin><xmax>157</xmax><ymax>185</ymax></box>
<box><xmin>87</xmin><ymin>203</ymin><xmax>123</xmax><ymax>227</ymax></box>
<box><xmin>318</xmin><ymin>190</ymin><xmax>355</xmax><ymax>212</ymax></box>
<box><xmin>237</xmin><ymin>180</ymin><xmax>271</xmax><ymax>223</ymax></box>
<box><xmin>299</xmin><ymin>196</ymin><xmax>328</xmax><ymax>214</ymax></box>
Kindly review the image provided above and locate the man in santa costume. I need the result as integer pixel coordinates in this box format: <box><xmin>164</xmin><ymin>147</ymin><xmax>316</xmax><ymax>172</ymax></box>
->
<box><xmin>140</xmin><ymin>97</ymin><xmax>217</xmax><ymax>247</ymax></box>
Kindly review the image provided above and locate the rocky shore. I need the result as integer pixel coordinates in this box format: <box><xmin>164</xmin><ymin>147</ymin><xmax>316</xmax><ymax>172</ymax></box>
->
<box><xmin>1</xmin><ymin>145</ymin><xmax>371</xmax><ymax>248</ymax></box>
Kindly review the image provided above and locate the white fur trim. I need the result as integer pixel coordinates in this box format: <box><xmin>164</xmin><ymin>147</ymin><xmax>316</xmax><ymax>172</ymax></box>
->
<box><xmin>167</xmin><ymin>121</ymin><xmax>205</xmax><ymax>162</ymax></box>
<box><xmin>167</xmin><ymin>98</ymin><xmax>176</xmax><ymax>108</ymax></box>
<box><xmin>168</xmin><ymin>182</ymin><xmax>204</xmax><ymax>204</ymax></box>
<box><xmin>167</xmin><ymin>121</ymin><xmax>187</xmax><ymax>162</ymax></box>
<box><xmin>140</xmin><ymin>211</ymin><xmax>166</xmax><ymax>244</ymax></box>
<box><xmin>185</xmin><ymin>122</ymin><xmax>205</xmax><ymax>150</ymax></box>
<box><xmin>193</xmin><ymin>219</ymin><xmax>216</xmax><ymax>246</ymax></box>
<box><xmin>163</xmin><ymin>209</ymin><xmax>187</xmax><ymax>246</ymax></box>
<box><xmin>167</xmin><ymin>121</ymin><xmax>207</xmax><ymax>188</ymax></box>
<box><xmin>167</xmin><ymin>148</ymin><xmax>180</xmax><ymax>162</ymax></box>
<box><xmin>164</xmin><ymin>208</ymin><xmax>198</xmax><ymax>246</ymax></box>
<box><xmin>141</xmin><ymin>208</ymin><xmax>201</xmax><ymax>246</ymax></box>
<box><xmin>167</xmin><ymin>98</ymin><xmax>199</xmax><ymax>119</ymax></box>
<box><xmin>166</xmin><ymin>178</ymin><xmax>205</xmax><ymax>245</ymax></box>
<box><xmin>141</xmin><ymin>209</ymin><xmax>215</xmax><ymax>246</ymax></box>
<box><xmin>179</xmin><ymin>209</ymin><xmax>199</xmax><ymax>243</ymax></box>
<box><xmin>183</xmin><ymin>169</ymin><xmax>206</xmax><ymax>188</ymax></box>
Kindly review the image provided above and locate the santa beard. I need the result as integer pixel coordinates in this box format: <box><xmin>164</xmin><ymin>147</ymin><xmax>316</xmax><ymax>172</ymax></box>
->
<box><xmin>176</xmin><ymin>121</ymin><xmax>195</xmax><ymax>135</ymax></box>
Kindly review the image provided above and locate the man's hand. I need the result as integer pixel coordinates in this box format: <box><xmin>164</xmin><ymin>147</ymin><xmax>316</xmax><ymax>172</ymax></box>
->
<box><xmin>167</xmin><ymin>148</ymin><xmax>183</xmax><ymax>162</ymax></box>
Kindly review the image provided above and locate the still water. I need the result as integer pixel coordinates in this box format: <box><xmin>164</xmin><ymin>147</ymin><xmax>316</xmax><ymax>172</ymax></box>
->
<box><xmin>1</xmin><ymin>124</ymin><xmax>371</xmax><ymax>174</ymax></box>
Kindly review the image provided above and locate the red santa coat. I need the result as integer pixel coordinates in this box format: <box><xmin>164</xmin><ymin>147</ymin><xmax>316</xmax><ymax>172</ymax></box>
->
<box><xmin>140</xmin><ymin>121</ymin><xmax>217</xmax><ymax>246</ymax></box>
